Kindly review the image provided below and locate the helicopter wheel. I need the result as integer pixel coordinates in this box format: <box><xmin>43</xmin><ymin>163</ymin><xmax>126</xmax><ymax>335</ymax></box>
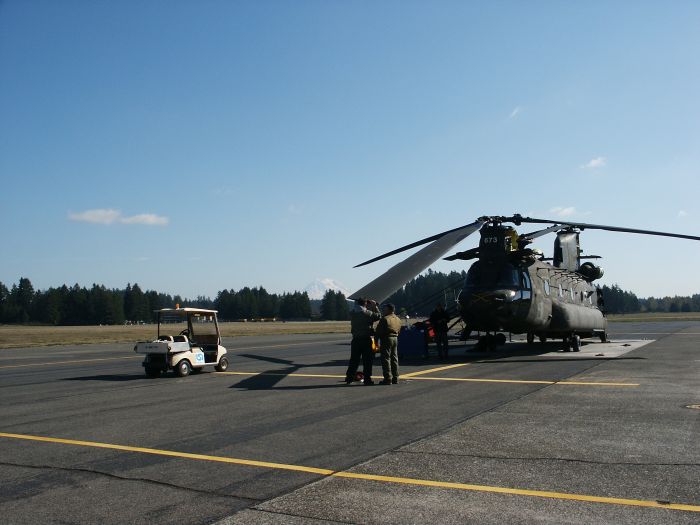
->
<box><xmin>571</xmin><ymin>334</ymin><xmax>581</xmax><ymax>352</ymax></box>
<box><xmin>562</xmin><ymin>337</ymin><xmax>572</xmax><ymax>352</ymax></box>
<box><xmin>526</xmin><ymin>333</ymin><xmax>535</xmax><ymax>345</ymax></box>
<box><xmin>599</xmin><ymin>331</ymin><xmax>607</xmax><ymax>343</ymax></box>
<box><xmin>538</xmin><ymin>336</ymin><xmax>547</xmax><ymax>343</ymax></box>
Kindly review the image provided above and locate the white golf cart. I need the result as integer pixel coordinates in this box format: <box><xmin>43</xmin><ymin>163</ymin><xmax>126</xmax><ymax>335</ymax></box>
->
<box><xmin>134</xmin><ymin>308</ymin><xmax>228</xmax><ymax>378</ymax></box>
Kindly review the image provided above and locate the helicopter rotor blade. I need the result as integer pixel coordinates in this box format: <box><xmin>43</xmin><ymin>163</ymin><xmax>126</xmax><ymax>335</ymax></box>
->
<box><xmin>353</xmin><ymin>220</ymin><xmax>484</xmax><ymax>268</ymax></box>
<box><xmin>349</xmin><ymin>220</ymin><xmax>485</xmax><ymax>302</ymax></box>
<box><xmin>519</xmin><ymin>224</ymin><xmax>562</xmax><ymax>241</ymax></box>
<box><xmin>517</xmin><ymin>217</ymin><xmax>700</xmax><ymax>242</ymax></box>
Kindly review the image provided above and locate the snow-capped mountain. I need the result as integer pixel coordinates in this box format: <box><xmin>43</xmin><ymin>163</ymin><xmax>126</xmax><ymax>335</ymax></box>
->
<box><xmin>304</xmin><ymin>278</ymin><xmax>351</xmax><ymax>300</ymax></box>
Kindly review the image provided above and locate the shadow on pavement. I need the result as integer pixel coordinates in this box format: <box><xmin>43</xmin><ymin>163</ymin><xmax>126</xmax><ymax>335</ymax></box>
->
<box><xmin>63</xmin><ymin>374</ymin><xmax>150</xmax><ymax>382</ymax></box>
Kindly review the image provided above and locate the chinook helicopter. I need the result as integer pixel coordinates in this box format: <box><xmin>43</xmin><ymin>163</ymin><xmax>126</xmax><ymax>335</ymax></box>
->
<box><xmin>350</xmin><ymin>214</ymin><xmax>700</xmax><ymax>352</ymax></box>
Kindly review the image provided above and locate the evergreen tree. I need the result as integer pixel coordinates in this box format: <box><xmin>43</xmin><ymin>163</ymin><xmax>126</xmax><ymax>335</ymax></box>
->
<box><xmin>334</xmin><ymin>292</ymin><xmax>350</xmax><ymax>320</ymax></box>
<box><xmin>320</xmin><ymin>290</ymin><xmax>337</xmax><ymax>320</ymax></box>
<box><xmin>0</xmin><ymin>281</ymin><xmax>8</xmax><ymax>322</ymax></box>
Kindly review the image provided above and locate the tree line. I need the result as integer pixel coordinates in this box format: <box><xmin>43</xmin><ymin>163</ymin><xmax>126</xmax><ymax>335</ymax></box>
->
<box><xmin>0</xmin><ymin>278</ymin><xmax>313</xmax><ymax>325</ymax></box>
<box><xmin>2</xmin><ymin>274</ymin><xmax>699</xmax><ymax>326</ymax></box>
<box><xmin>599</xmin><ymin>284</ymin><xmax>700</xmax><ymax>314</ymax></box>
<box><xmin>215</xmin><ymin>287</ymin><xmax>311</xmax><ymax>320</ymax></box>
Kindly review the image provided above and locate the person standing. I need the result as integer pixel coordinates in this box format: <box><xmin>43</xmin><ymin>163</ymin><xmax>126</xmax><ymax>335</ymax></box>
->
<box><xmin>429</xmin><ymin>303</ymin><xmax>450</xmax><ymax>359</ymax></box>
<box><xmin>375</xmin><ymin>303</ymin><xmax>402</xmax><ymax>384</ymax></box>
<box><xmin>345</xmin><ymin>298</ymin><xmax>381</xmax><ymax>385</ymax></box>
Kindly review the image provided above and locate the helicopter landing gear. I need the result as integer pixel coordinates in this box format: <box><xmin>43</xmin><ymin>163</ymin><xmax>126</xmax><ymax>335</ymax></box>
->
<box><xmin>563</xmin><ymin>334</ymin><xmax>581</xmax><ymax>352</ymax></box>
<box><xmin>571</xmin><ymin>334</ymin><xmax>581</xmax><ymax>352</ymax></box>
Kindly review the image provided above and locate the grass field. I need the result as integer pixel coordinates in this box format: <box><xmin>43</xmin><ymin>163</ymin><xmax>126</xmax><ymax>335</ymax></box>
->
<box><xmin>3</xmin><ymin>312</ymin><xmax>700</xmax><ymax>349</ymax></box>
<box><xmin>606</xmin><ymin>312</ymin><xmax>700</xmax><ymax>322</ymax></box>
<box><xmin>0</xmin><ymin>321</ymin><xmax>351</xmax><ymax>349</ymax></box>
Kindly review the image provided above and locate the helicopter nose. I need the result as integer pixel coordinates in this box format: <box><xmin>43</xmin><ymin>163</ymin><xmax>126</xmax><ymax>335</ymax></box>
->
<box><xmin>470</xmin><ymin>289</ymin><xmax>517</xmax><ymax>304</ymax></box>
<box><xmin>490</xmin><ymin>290</ymin><xmax>517</xmax><ymax>302</ymax></box>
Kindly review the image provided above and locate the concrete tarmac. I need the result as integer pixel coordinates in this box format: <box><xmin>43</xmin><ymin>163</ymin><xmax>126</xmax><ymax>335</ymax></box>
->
<box><xmin>1</xmin><ymin>322</ymin><xmax>699</xmax><ymax>524</ymax></box>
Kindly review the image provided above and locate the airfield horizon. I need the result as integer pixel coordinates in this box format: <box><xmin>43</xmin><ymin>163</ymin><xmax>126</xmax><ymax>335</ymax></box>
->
<box><xmin>2</xmin><ymin>312</ymin><xmax>700</xmax><ymax>349</ymax></box>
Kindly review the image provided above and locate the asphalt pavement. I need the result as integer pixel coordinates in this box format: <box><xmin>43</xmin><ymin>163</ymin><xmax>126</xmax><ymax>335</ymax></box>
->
<box><xmin>1</xmin><ymin>322</ymin><xmax>699</xmax><ymax>524</ymax></box>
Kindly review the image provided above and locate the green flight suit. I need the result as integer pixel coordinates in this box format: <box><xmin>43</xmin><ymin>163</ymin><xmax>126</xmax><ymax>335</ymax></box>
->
<box><xmin>345</xmin><ymin>305</ymin><xmax>381</xmax><ymax>384</ymax></box>
<box><xmin>376</xmin><ymin>312</ymin><xmax>402</xmax><ymax>382</ymax></box>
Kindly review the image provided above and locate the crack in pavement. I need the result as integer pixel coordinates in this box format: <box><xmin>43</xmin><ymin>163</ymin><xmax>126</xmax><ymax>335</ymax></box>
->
<box><xmin>394</xmin><ymin>449</ymin><xmax>700</xmax><ymax>467</ymax></box>
<box><xmin>0</xmin><ymin>460</ymin><xmax>262</xmax><ymax>503</ymax></box>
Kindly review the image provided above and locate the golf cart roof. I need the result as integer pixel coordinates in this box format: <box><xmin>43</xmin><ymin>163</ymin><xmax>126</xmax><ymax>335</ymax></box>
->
<box><xmin>155</xmin><ymin>308</ymin><xmax>218</xmax><ymax>314</ymax></box>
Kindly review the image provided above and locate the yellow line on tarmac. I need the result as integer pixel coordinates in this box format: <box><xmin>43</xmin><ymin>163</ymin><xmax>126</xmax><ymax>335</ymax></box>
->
<box><xmin>0</xmin><ymin>432</ymin><xmax>333</xmax><ymax>475</ymax></box>
<box><xmin>216</xmin><ymin>371</ymin><xmax>638</xmax><ymax>387</ymax></box>
<box><xmin>334</xmin><ymin>472</ymin><xmax>700</xmax><ymax>512</ymax></box>
<box><xmin>220</xmin><ymin>371</ymin><xmax>344</xmax><ymax>379</ymax></box>
<box><xmin>0</xmin><ymin>356</ymin><xmax>141</xmax><ymax>370</ymax></box>
<box><xmin>402</xmin><ymin>363</ymin><xmax>469</xmax><ymax>378</ymax></box>
<box><xmin>410</xmin><ymin>377</ymin><xmax>639</xmax><ymax>387</ymax></box>
<box><xmin>0</xmin><ymin>432</ymin><xmax>697</xmax><ymax>513</ymax></box>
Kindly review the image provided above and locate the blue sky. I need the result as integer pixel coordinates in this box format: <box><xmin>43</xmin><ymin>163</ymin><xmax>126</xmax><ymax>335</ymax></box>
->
<box><xmin>1</xmin><ymin>1</ymin><xmax>699</xmax><ymax>299</ymax></box>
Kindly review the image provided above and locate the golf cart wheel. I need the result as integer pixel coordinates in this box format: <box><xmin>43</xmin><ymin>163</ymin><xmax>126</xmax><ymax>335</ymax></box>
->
<box><xmin>144</xmin><ymin>366</ymin><xmax>161</xmax><ymax>378</ymax></box>
<box><xmin>215</xmin><ymin>356</ymin><xmax>229</xmax><ymax>372</ymax></box>
<box><xmin>175</xmin><ymin>360</ymin><xmax>191</xmax><ymax>377</ymax></box>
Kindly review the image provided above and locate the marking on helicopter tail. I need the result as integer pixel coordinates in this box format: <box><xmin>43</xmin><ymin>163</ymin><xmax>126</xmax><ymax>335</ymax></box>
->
<box><xmin>0</xmin><ymin>432</ymin><xmax>697</xmax><ymax>513</ymax></box>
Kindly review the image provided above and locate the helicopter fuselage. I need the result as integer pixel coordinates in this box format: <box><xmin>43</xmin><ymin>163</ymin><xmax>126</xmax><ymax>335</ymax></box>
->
<box><xmin>459</xmin><ymin>257</ymin><xmax>607</xmax><ymax>339</ymax></box>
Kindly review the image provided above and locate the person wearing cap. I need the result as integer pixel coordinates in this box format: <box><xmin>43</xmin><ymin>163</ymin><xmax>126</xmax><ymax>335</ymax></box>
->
<box><xmin>375</xmin><ymin>303</ymin><xmax>402</xmax><ymax>385</ymax></box>
<box><xmin>345</xmin><ymin>298</ymin><xmax>381</xmax><ymax>385</ymax></box>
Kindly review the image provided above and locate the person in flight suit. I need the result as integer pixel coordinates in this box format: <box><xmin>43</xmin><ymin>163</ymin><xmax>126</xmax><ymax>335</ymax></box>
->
<box><xmin>429</xmin><ymin>303</ymin><xmax>451</xmax><ymax>359</ymax></box>
<box><xmin>375</xmin><ymin>303</ymin><xmax>402</xmax><ymax>384</ymax></box>
<box><xmin>345</xmin><ymin>298</ymin><xmax>381</xmax><ymax>385</ymax></box>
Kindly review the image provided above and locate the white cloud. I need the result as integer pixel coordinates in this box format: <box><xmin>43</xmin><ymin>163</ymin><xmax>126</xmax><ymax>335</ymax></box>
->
<box><xmin>68</xmin><ymin>209</ymin><xmax>121</xmax><ymax>225</ymax></box>
<box><xmin>549</xmin><ymin>206</ymin><xmax>577</xmax><ymax>217</ymax></box>
<box><xmin>581</xmin><ymin>156</ymin><xmax>606</xmax><ymax>169</ymax></box>
<box><xmin>509</xmin><ymin>106</ymin><xmax>522</xmax><ymax>119</ymax></box>
<box><xmin>678</xmin><ymin>210</ymin><xmax>688</xmax><ymax>218</ymax></box>
<box><xmin>68</xmin><ymin>209</ymin><xmax>168</xmax><ymax>226</ymax></box>
<box><xmin>119</xmin><ymin>213</ymin><xmax>169</xmax><ymax>226</ymax></box>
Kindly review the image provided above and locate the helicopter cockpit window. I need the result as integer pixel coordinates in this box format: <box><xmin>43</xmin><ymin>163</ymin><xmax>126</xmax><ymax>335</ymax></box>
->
<box><xmin>465</xmin><ymin>262</ymin><xmax>528</xmax><ymax>294</ymax></box>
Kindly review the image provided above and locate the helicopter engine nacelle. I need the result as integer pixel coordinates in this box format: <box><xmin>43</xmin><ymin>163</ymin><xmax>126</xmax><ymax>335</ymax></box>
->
<box><xmin>578</xmin><ymin>262</ymin><xmax>604</xmax><ymax>281</ymax></box>
<box><xmin>554</xmin><ymin>231</ymin><xmax>580</xmax><ymax>271</ymax></box>
<box><xmin>479</xmin><ymin>225</ymin><xmax>518</xmax><ymax>262</ymax></box>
